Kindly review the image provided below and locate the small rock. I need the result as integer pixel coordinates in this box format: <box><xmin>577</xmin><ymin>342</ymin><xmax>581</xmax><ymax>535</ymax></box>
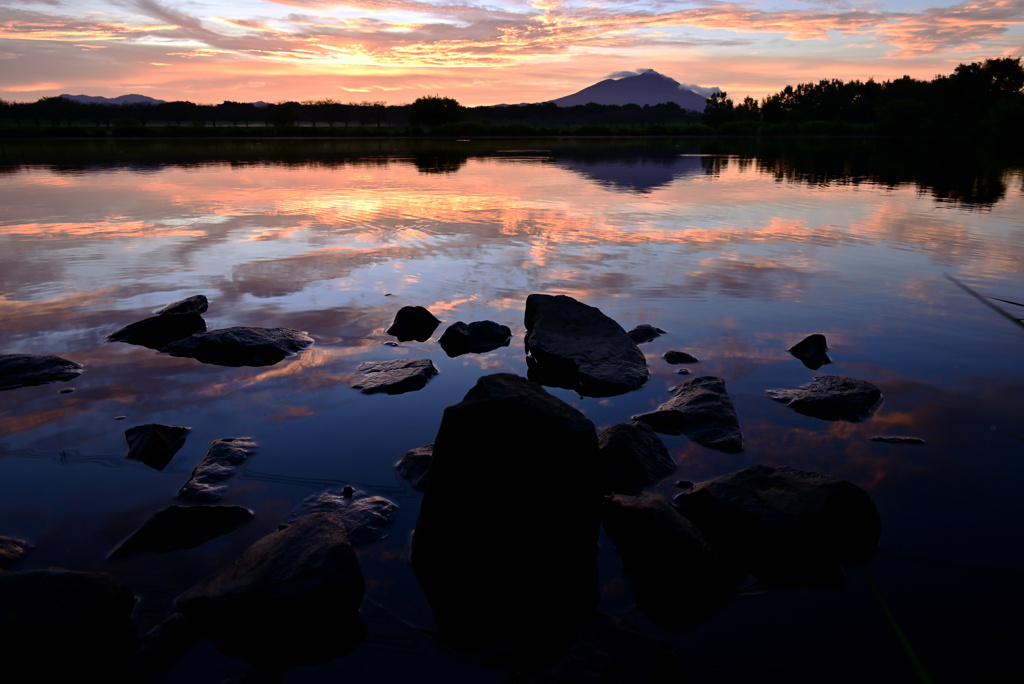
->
<box><xmin>57</xmin><ymin>387</ymin><xmax>76</xmax><ymax>394</ymax></box>
<box><xmin>177</xmin><ymin>438</ymin><xmax>257</xmax><ymax>502</ymax></box>
<box><xmin>155</xmin><ymin>294</ymin><xmax>209</xmax><ymax>316</ymax></box>
<box><xmin>438</xmin><ymin>320</ymin><xmax>512</xmax><ymax>357</ymax></box>
<box><xmin>124</xmin><ymin>423</ymin><xmax>191</xmax><ymax>471</ymax></box>
<box><xmin>766</xmin><ymin>375</ymin><xmax>881</xmax><ymax>422</ymax></box>
<box><xmin>870</xmin><ymin>435</ymin><xmax>926</xmax><ymax>444</ymax></box>
<box><xmin>0</xmin><ymin>535</ymin><xmax>29</xmax><ymax>571</ymax></box>
<box><xmin>352</xmin><ymin>359</ymin><xmax>438</xmax><ymax>394</ymax></box>
<box><xmin>0</xmin><ymin>353</ymin><xmax>83</xmax><ymax>391</ymax></box>
<box><xmin>287</xmin><ymin>490</ymin><xmax>397</xmax><ymax>546</ymax></box>
<box><xmin>386</xmin><ymin>306</ymin><xmax>441</xmax><ymax>342</ymax></box>
<box><xmin>663</xmin><ymin>350</ymin><xmax>699</xmax><ymax>364</ymax></box>
<box><xmin>597</xmin><ymin>422</ymin><xmax>676</xmax><ymax>493</ymax></box>
<box><xmin>789</xmin><ymin>333</ymin><xmax>832</xmax><ymax>370</ymax></box>
<box><xmin>106</xmin><ymin>312</ymin><xmax>206</xmax><ymax>350</ymax></box>
<box><xmin>108</xmin><ymin>505</ymin><xmax>254</xmax><ymax>559</ymax></box>
<box><xmin>161</xmin><ymin>327</ymin><xmax>313</xmax><ymax>367</ymax></box>
<box><xmin>675</xmin><ymin>480</ymin><xmax>694</xmax><ymax>490</ymax></box>
<box><xmin>676</xmin><ymin>368</ymin><xmax>691</xmax><ymax>375</ymax></box>
<box><xmin>396</xmin><ymin>444</ymin><xmax>433</xmax><ymax>491</ymax></box>
<box><xmin>632</xmin><ymin>376</ymin><xmax>743</xmax><ymax>453</ymax></box>
<box><xmin>627</xmin><ymin>324</ymin><xmax>667</xmax><ymax>344</ymax></box>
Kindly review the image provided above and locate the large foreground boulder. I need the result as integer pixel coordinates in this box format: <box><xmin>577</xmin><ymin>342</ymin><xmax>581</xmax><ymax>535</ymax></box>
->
<box><xmin>108</xmin><ymin>505</ymin><xmax>254</xmax><ymax>559</ymax></box>
<box><xmin>0</xmin><ymin>569</ymin><xmax>137</xmax><ymax>679</ymax></box>
<box><xmin>673</xmin><ymin>464</ymin><xmax>881</xmax><ymax>585</ymax></box>
<box><xmin>602</xmin><ymin>492</ymin><xmax>740</xmax><ymax>631</ymax></box>
<box><xmin>176</xmin><ymin>512</ymin><xmax>366</xmax><ymax>667</ymax></box>
<box><xmin>524</xmin><ymin>294</ymin><xmax>648</xmax><ymax>397</ymax></box>
<box><xmin>0</xmin><ymin>353</ymin><xmax>83</xmax><ymax>391</ymax></box>
<box><xmin>411</xmin><ymin>373</ymin><xmax>602</xmax><ymax>651</ymax></box>
<box><xmin>766</xmin><ymin>374</ymin><xmax>881</xmax><ymax>421</ymax></box>
<box><xmin>178</xmin><ymin>438</ymin><xmax>257</xmax><ymax>502</ymax></box>
<box><xmin>632</xmin><ymin>376</ymin><xmax>743</xmax><ymax>453</ymax></box>
<box><xmin>160</xmin><ymin>327</ymin><xmax>313</xmax><ymax>367</ymax></box>
<box><xmin>351</xmin><ymin>358</ymin><xmax>438</xmax><ymax>394</ymax></box>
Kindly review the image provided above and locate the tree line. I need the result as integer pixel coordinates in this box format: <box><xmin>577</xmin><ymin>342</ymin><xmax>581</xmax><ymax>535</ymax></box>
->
<box><xmin>1</xmin><ymin>57</ymin><xmax>1021</xmax><ymax>137</ymax></box>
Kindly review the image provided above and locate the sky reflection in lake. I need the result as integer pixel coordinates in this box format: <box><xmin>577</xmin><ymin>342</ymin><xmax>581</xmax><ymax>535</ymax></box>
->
<box><xmin>1</xmin><ymin>140</ymin><xmax>1023</xmax><ymax>682</ymax></box>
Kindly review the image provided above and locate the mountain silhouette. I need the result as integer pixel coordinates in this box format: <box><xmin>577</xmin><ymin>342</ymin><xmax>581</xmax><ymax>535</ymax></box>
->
<box><xmin>59</xmin><ymin>94</ymin><xmax>166</xmax><ymax>105</ymax></box>
<box><xmin>549</xmin><ymin>70</ymin><xmax>708</xmax><ymax>111</ymax></box>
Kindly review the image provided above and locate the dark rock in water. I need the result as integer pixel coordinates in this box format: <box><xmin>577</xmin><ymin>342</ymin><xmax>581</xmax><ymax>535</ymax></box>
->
<box><xmin>438</xmin><ymin>320</ymin><xmax>512</xmax><ymax>357</ymax></box>
<box><xmin>0</xmin><ymin>535</ymin><xmax>29</xmax><ymax>571</ymax></box>
<box><xmin>352</xmin><ymin>358</ymin><xmax>438</xmax><ymax>394</ymax></box>
<box><xmin>597</xmin><ymin>421</ymin><xmax>676</xmax><ymax>494</ymax></box>
<box><xmin>126</xmin><ymin>613</ymin><xmax>201</xmax><ymax>683</ymax></box>
<box><xmin>602</xmin><ymin>492</ymin><xmax>740</xmax><ymax>631</ymax></box>
<box><xmin>676</xmin><ymin>368</ymin><xmax>691</xmax><ymax>375</ymax></box>
<box><xmin>0</xmin><ymin>569</ymin><xmax>137</xmax><ymax>680</ymax></box>
<box><xmin>287</xmin><ymin>490</ymin><xmax>397</xmax><ymax>546</ymax></box>
<box><xmin>155</xmin><ymin>294</ymin><xmax>209</xmax><ymax>316</ymax></box>
<box><xmin>124</xmin><ymin>423</ymin><xmax>191</xmax><ymax>471</ymax></box>
<box><xmin>673</xmin><ymin>464</ymin><xmax>882</xmax><ymax>585</ymax></box>
<box><xmin>789</xmin><ymin>333</ymin><xmax>832</xmax><ymax>370</ymax></box>
<box><xmin>766</xmin><ymin>374</ymin><xmax>881</xmax><ymax>422</ymax></box>
<box><xmin>675</xmin><ymin>480</ymin><xmax>694</xmax><ymax>490</ymax></box>
<box><xmin>106</xmin><ymin>312</ymin><xmax>207</xmax><ymax>350</ymax></box>
<box><xmin>160</xmin><ymin>327</ymin><xmax>313</xmax><ymax>367</ymax></box>
<box><xmin>663</xmin><ymin>349</ymin><xmax>699</xmax><ymax>364</ymax></box>
<box><xmin>396</xmin><ymin>444</ymin><xmax>432</xmax><ymax>491</ymax></box>
<box><xmin>411</xmin><ymin>373</ymin><xmax>602</xmax><ymax>651</ymax></box>
<box><xmin>178</xmin><ymin>438</ymin><xmax>257</xmax><ymax>502</ymax></box>
<box><xmin>870</xmin><ymin>435</ymin><xmax>926</xmax><ymax>444</ymax></box>
<box><xmin>176</xmin><ymin>512</ymin><xmax>366</xmax><ymax>667</ymax></box>
<box><xmin>0</xmin><ymin>353</ymin><xmax>83</xmax><ymax>391</ymax></box>
<box><xmin>632</xmin><ymin>376</ymin><xmax>743</xmax><ymax>453</ymax></box>
<box><xmin>108</xmin><ymin>505</ymin><xmax>254</xmax><ymax>559</ymax></box>
<box><xmin>524</xmin><ymin>294</ymin><xmax>648</xmax><ymax>397</ymax></box>
<box><xmin>627</xmin><ymin>324</ymin><xmax>667</xmax><ymax>344</ymax></box>
<box><xmin>386</xmin><ymin>305</ymin><xmax>441</xmax><ymax>342</ymax></box>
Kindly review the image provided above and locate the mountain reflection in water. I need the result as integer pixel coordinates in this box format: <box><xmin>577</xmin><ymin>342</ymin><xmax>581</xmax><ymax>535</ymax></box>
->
<box><xmin>0</xmin><ymin>138</ymin><xmax>1022</xmax><ymax>683</ymax></box>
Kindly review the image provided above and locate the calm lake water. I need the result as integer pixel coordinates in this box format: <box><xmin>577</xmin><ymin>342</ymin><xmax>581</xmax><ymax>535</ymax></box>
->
<box><xmin>1</xmin><ymin>138</ymin><xmax>1023</xmax><ymax>682</ymax></box>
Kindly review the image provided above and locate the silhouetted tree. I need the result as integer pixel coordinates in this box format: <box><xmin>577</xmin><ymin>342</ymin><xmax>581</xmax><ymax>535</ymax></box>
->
<box><xmin>703</xmin><ymin>92</ymin><xmax>734</xmax><ymax>126</ymax></box>
<box><xmin>408</xmin><ymin>95</ymin><xmax>466</xmax><ymax>127</ymax></box>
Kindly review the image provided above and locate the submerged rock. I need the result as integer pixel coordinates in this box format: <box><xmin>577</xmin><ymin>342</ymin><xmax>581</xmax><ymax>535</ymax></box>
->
<box><xmin>597</xmin><ymin>421</ymin><xmax>676</xmax><ymax>494</ymax></box>
<box><xmin>287</xmin><ymin>490</ymin><xmax>397</xmax><ymax>545</ymax></box>
<box><xmin>0</xmin><ymin>535</ymin><xmax>29</xmax><ymax>571</ymax></box>
<box><xmin>386</xmin><ymin>305</ymin><xmax>441</xmax><ymax>342</ymax></box>
<box><xmin>155</xmin><ymin>294</ymin><xmax>209</xmax><ymax>316</ymax></box>
<box><xmin>602</xmin><ymin>492</ymin><xmax>740</xmax><ymax>631</ymax></box>
<box><xmin>160</xmin><ymin>327</ymin><xmax>313</xmax><ymax>367</ymax></box>
<box><xmin>176</xmin><ymin>512</ymin><xmax>366</xmax><ymax>667</ymax></box>
<box><xmin>438</xmin><ymin>320</ymin><xmax>512</xmax><ymax>357</ymax></box>
<box><xmin>352</xmin><ymin>358</ymin><xmax>438</xmax><ymax>395</ymax></box>
<box><xmin>663</xmin><ymin>350</ymin><xmax>699</xmax><ymax>364</ymax></box>
<box><xmin>870</xmin><ymin>435</ymin><xmax>926</xmax><ymax>444</ymax></box>
<box><xmin>396</xmin><ymin>444</ymin><xmax>433</xmax><ymax>491</ymax></box>
<box><xmin>789</xmin><ymin>333</ymin><xmax>832</xmax><ymax>370</ymax></box>
<box><xmin>0</xmin><ymin>569</ymin><xmax>137</xmax><ymax>679</ymax></box>
<box><xmin>632</xmin><ymin>376</ymin><xmax>743</xmax><ymax>453</ymax></box>
<box><xmin>524</xmin><ymin>294</ymin><xmax>648</xmax><ymax>397</ymax></box>
<box><xmin>124</xmin><ymin>423</ymin><xmax>191</xmax><ymax>471</ymax></box>
<box><xmin>106</xmin><ymin>312</ymin><xmax>207</xmax><ymax>350</ymax></box>
<box><xmin>108</xmin><ymin>505</ymin><xmax>254</xmax><ymax>559</ymax></box>
<box><xmin>766</xmin><ymin>374</ymin><xmax>881</xmax><ymax>421</ymax></box>
<box><xmin>627</xmin><ymin>324</ymin><xmax>667</xmax><ymax>344</ymax></box>
<box><xmin>411</xmin><ymin>373</ymin><xmax>602</xmax><ymax>651</ymax></box>
<box><xmin>0</xmin><ymin>353</ymin><xmax>83</xmax><ymax>391</ymax></box>
<box><xmin>177</xmin><ymin>438</ymin><xmax>257</xmax><ymax>502</ymax></box>
<box><xmin>673</xmin><ymin>464</ymin><xmax>882</xmax><ymax>585</ymax></box>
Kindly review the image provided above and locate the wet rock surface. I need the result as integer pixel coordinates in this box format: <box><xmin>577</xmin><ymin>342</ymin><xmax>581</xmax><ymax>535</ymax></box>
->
<box><xmin>287</xmin><ymin>490</ymin><xmax>397</xmax><ymax>545</ymax></box>
<box><xmin>106</xmin><ymin>312</ymin><xmax>207</xmax><ymax>350</ymax></box>
<box><xmin>160</xmin><ymin>327</ymin><xmax>313</xmax><ymax>367</ymax></box>
<box><xmin>177</xmin><ymin>437</ymin><xmax>257</xmax><ymax>502</ymax></box>
<box><xmin>176</xmin><ymin>512</ymin><xmax>366</xmax><ymax>667</ymax></box>
<box><xmin>396</xmin><ymin>444</ymin><xmax>433</xmax><ymax>491</ymax></box>
<box><xmin>0</xmin><ymin>535</ymin><xmax>28</xmax><ymax>571</ymax></box>
<box><xmin>627</xmin><ymin>324</ymin><xmax>667</xmax><ymax>344</ymax></box>
<box><xmin>632</xmin><ymin>376</ymin><xmax>743</xmax><ymax>453</ymax></box>
<box><xmin>602</xmin><ymin>492</ymin><xmax>740</xmax><ymax>631</ymax></box>
<box><xmin>663</xmin><ymin>349</ymin><xmax>699</xmax><ymax>364</ymax></box>
<box><xmin>766</xmin><ymin>374</ymin><xmax>881</xmax><ymax>421</ymax></box>
<box><xmin>0</xmin><ymin>353</ymin><xmax>84</xmax><ymax>391</ymax></box>
<box><xmin>596</xmin><ymin>421</ymin><xmax>676</xmax><ymax>493</ymax></box>
<box><xmin>438</xmin><ymin>320</ymin><xmax>512</xmax><ymax>356</ymax></box>
<box><xmin>155</xmin><ymin>294</ymin><xmax>209</xmax><ymax>316</ymax></box>
<box><xmin>788</xmin><ymin>333</ymin><xmax>832</xmax><ymax>370</ymax></box>
<box><xmin>386</xmin><ymin>305</ymin><xmax>441</xmax><ymax>342</ymax></box>
<box><xmin>352</xmin><ymin>358</ymin><xmax>438</xmax><ymax>394</ymax></box>
<box><xmin>673</xmin><ymin>464</ymin><xmax>882</xmax><ymax>585</ymax></box>
<box><xmin>524</xmin><ymin>294</ymin><xmax>648</xmax><ymax>397</ymax></box>
<box><xmin>124</xmin><ymin>423</ymin><xmax>191</xmax><ymax>471</ymax></box>
<box><xmin>411</xmin><ymin>373</ymin><xmax>602</xmax><ymax>651</ymax></box>
<box><xmin>108</xmin><ymin>504</ymin><xmax>254</xmax><ymax>559</ymax></box>
<box><xmin>0</xmin><ymin>568</ymin><xmax>138</xmax><ymax>679</ymax></box>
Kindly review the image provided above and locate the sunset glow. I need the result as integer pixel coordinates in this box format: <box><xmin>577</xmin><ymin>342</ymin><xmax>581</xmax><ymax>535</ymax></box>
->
<box><xmin>2</xmin><ymin>1</ymin><xmax>1023</xmax><ymax>104</ymax></box>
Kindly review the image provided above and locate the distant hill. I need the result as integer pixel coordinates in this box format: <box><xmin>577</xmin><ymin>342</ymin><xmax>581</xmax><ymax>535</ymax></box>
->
<box><xmin>59</xmin><ymin>94</ymin><xmax>166</xmax><ymax>106</ymax></box>
<box><xmin>549</xmin><ymin>70</ymin><xmax>710</xmax><ymax>111</ymax></box>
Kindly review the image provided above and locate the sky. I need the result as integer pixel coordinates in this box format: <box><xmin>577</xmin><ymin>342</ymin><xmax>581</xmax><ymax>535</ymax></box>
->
<box><xmin>1</xmin><ymin>0</ymin><xmax>1022</xmax><ymax>106</ymax></box>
